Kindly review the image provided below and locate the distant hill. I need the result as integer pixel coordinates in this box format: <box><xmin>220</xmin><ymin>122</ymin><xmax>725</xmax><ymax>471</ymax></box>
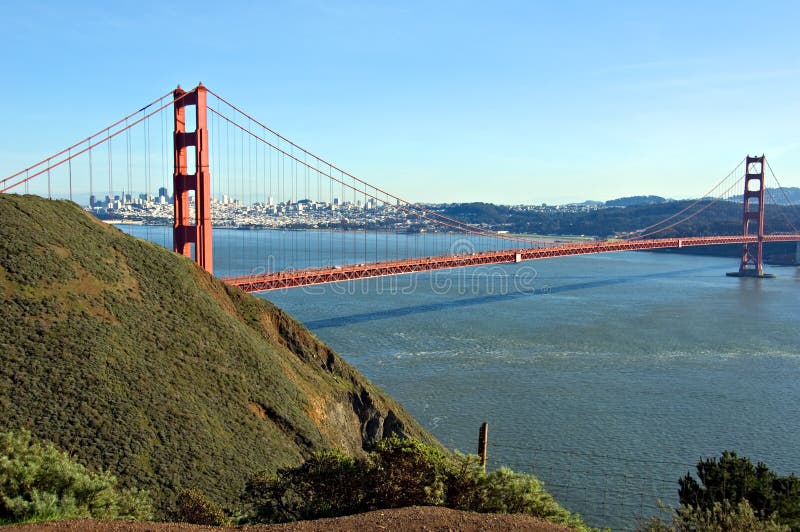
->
<box><xmin>604</xmin><ymin>195</ymin><xmax>668</xmax><ymax>207</ymax></box>
<box><xmin>0</xmin><ymin>194</ymin><xmax>436</xmax><ymax>515</ymax></box>
<box><xmin>732</xmin><ymin>186</ymin><xmax>800</xmax><ymax>205</ymax></box>
<box><xmin>437</xmin><ymin>202</ymin><xmax>511</xmax><ymax>225</ymax></box>
<box><xmin>433</xmin><ymin>199</ymin><xmax>800</xmax><ymax>238</ymax></box>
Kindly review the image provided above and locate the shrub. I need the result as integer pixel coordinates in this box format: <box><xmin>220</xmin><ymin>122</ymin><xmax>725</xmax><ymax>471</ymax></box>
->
<box><xmin>370</xmin><ymin>436</ymin><xmax>450</xmax><ymax>508</ymax></box>
<box><xmin>243</xmin><ymin>437</ymin><xmax>588</xmax><ymax>529</ymax></box>
<box><xmin>245</xmin><ymin>450</ymin><xmax>366</xmax><ymax>522</ymax></box>
<box><xmin>678</xmin><ymin>451</ymin><xmax>800</xmax><ymax>529</ymax></box>
<box><xmin>477</xmin><ymin>467</ymin><xmax>587</xmax><ymax>529</ymax></box>
<box><xmin>174</xmin><ymin>489</ymin><xmax>227</xmax><ymax>526</ymax></box>
<box><xmin>639</xmin><ymin>499</ymin><xmax>789</xmax><ymax>531</ymax></box>
<box><xmin>442</xmin><ymin>451</ymin><xmax>486</xmax><ymax>510</ymax></box>
<box><xmin>0</xmin><ymin>430</ymin><xmax>152</xmax><ymax>524</ymax></box>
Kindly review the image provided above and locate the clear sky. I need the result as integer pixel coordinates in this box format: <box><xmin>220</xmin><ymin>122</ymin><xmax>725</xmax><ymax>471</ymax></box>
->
<box><xmin>1</xmin><ymin>0</ymin><xmax>798</xmax><ymax>204</ymax></box>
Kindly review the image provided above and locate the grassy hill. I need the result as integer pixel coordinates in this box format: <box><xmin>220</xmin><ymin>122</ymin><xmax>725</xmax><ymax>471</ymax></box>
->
<box><xmin>0</xmin><ymin>194</ymin><xmax>436</xmax><ymax>515</ymax></box>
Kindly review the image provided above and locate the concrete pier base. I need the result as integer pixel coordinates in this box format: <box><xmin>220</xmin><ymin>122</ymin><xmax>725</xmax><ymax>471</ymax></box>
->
<box><xmin>726</xmin><ymin>270</ymin><xmax>776</xmax><ymax>279</ymax></box>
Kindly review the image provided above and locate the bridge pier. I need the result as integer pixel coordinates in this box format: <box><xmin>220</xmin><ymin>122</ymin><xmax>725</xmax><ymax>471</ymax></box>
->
<box><xmin>727</xmin><ymin>155</ymin><xmax>775</xmax><ymax>278</ymax></box>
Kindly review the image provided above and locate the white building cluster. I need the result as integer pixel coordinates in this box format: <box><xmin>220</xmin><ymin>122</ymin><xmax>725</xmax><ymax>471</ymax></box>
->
<box><xmin>87</xmin><ymin>189</ymin><xmax>421</xmax><ymax>230</ymax></box>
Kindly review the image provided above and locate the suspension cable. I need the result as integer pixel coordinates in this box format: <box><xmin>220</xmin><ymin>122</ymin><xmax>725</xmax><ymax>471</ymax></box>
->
<box><xmin>624</xmin><ymin>158</ymin><xmax>746</xmax><ymax>239</ymax></box>
<box><xmin>765</xmin><ymin>158</ymin><xmax>800</xmax><ymax>234</ymax></box>
<box><xmin>1</xmin><ymin>91</ymin><xmax>193</xmax><ymax>193</ymax></box>
<box><xmin>206</xmin><ymin>88</ymin><xmax>551</xmax><ymax>246</ymax></box>
<box><xmin>1</xmin><ymin>89</ymin><xmax>175</xmax><ymax>186</ymax></box>
<box><xmin>632</xmin><ymin>173</ymin><xmax>745</xmax><ymax>239</ymax></box>
<box><xmin>207</xmin><ymin>106</ymin><xmax>521</xmax><ymax>242</ymax></box>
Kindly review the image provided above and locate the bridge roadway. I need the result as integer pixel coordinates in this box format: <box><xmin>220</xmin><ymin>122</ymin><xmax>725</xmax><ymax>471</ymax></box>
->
<box><xmin>222</xmin><ymin>234</ymin><xmax>800</xmax><ymax>292</ymax></box>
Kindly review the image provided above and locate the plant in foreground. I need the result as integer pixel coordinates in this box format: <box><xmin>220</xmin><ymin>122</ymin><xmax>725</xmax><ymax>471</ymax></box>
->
<box><xmin>0</xmin><ymin>429</ymin><xmax>152</xmax><ymax>524</ymax></box>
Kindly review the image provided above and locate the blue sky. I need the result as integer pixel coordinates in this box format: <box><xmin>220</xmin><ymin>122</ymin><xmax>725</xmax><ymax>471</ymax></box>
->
<box><xmin>1</xmin><ymin>0</ymin><xmax>798</xmax><ymax>204</ymax></box>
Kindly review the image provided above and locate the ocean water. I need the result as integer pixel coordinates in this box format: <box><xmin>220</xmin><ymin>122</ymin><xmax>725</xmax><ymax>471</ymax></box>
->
<box><xmin>119</xmin><ymin>225</ymin><xmax>800</xmax><ymax>529</ymax></box>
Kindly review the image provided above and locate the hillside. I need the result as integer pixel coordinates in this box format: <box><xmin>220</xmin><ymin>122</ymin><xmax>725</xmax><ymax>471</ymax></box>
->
<box><xmin>604</xmin><ymin>195</ymin><xmax>667</xmax><ymax>207</ymax></box>
<box><xmin>733</xmin><ymin>186</ymin><xmax>800</xmax><ymax>206</ymax></box>
<box><xmin>435</xmin><ymin>200</ymin><xmax>800</xmax><ymax>238</ymax></box>
<box><xmin>0</xmin><ymin>194</ymin><xmax>437</xmax><ymax>515</ymax></box>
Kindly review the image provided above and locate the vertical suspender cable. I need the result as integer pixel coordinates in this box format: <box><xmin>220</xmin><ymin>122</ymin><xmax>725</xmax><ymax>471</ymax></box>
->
<box><xmin>88</xmin><ymin>143</ymin><xmax>93</xmax><ymax>206</ymax></box>
<box><xmin>68</xmin><ymin>149</ymin><xmax>73</xmax><ymax>201</ymax></box>
<box><xmin>385</xmin><ymin>191</ymin><xmax>389</xmax><ymax>264</ymax></box>
<box><xmin>144</xmin><ymin>112</ymin><xmax>150</xmax><ymax>241</ymax></box>
<box><xmin>265</xmin><ymin>132</ymin><xmax>277</xmax><ymax>272</ymax></box>
<box><xmin>107</xmin><ymin>131</ymin><xmax>113</xmax><ymax>202</ymax></box>
<box><xmin>126</xmin><ymin>119</ymin><xmax>132</xmax><ymax>200</ymax></box>
<box><xmin>304</xmin><ymin>151</ymin><xmax>308</xmax><ymax>268</ymax></box>
<box><xmin>161</xmin><ymin>99</ymin><xmax>167</xmax><ymax>248</ymax></box>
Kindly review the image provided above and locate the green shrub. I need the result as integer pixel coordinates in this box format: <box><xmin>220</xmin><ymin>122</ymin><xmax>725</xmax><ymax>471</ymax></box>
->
<box><xmin>678</xmin><ymin>451</ymin><xmax>800</xmax><ymax>529</ymax></box>
<box><xmin>174</xmin><ymin>489</ymin><xmax>227</xmax><ymax>526</ymax></box>
<box><xmin>245</xmin><ymin>450</ymin><xmax>366</xmax><ymax>522</ymax></box>
<box><xmin>370</xmin><ymin>436</ymin><xmax>450</xmax><ymax>508</ymax></box>
<box><xmin>477</xmin><ymin>467</ymin><xmax>588</xmax><ymax>529</ymax></box>
<box><xmin>442</xmin><ymin>451</ymin><xmax>486</xmax><ymax>510</ymax></box>
<box><xmin>0</xmin><ymin>430</ymin><xmax>152</xmax><ymax>524</ymax></box>
<box><xmin>243</xmin><ymin>437</ymin><xmax>588</xmax><ymax>530</ymax></box>
<box><xmin>639</xmin><ymin>499</ymin><xmax>789</xmax><ymax>531</ymax></box>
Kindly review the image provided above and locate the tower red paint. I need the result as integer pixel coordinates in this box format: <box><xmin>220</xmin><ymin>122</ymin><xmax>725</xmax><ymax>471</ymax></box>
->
<box><xmin>728</xmin><ymin>155</ymin><xmax>773</xmax><ymax>278</ymax></box>
<box><xmin>173</xmin><ymin>84</ymin><xmax>212</xmax><ymax>274</ymax></box>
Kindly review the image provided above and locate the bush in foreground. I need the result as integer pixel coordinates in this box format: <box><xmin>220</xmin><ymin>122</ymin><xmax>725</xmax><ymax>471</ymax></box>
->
<box><xmin>639</xmin><ymin>499</ymin><xmax>789</xmax><ymax>531</ymax></box>
<box><xmin>0</xmin><ymin>430</ymin><xmax>152</xmax><ymax>524</ymax></box>
<box><xmin>678</xmin><ymin>451</ymin><xmax>800</xmax><ymax>529</ymax></box>
<box><xmin>244</xmin><ymin>436</ymin><xmax>589</xmax><ymax>530</ymax></box>
<box><xmin>174</xmin><ymin>489</ymin><xmax>227</xmax><ymax>526</ymax></box>
<box><xmin>640</xmin><ymin>451</ymin><xmax>800</xmax><ymax>531</ymax></box>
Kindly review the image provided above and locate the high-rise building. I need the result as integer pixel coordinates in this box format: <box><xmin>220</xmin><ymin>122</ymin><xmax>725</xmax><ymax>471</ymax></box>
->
<box><xmin>158</xmin><ymin>186</ymin><xmax>169</xmax><ymax>199</ymax></box>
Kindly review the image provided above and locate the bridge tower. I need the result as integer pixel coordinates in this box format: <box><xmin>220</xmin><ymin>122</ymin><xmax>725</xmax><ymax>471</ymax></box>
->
<box><xmin>173</xmin><ymin>84</ymin><xmax>212</xmax><ymax>274</ymax></box>
<box><xmin>727</xmin><ymin>155</ymin><xmax>773</xmax><ymax>278</ymax></box>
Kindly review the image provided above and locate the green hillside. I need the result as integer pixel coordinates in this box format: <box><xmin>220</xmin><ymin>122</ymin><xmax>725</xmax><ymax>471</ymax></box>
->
<box><xmin>0</xmin><ymin>194</ymin><xmax>436</xmax><ymax>514</ymax></box>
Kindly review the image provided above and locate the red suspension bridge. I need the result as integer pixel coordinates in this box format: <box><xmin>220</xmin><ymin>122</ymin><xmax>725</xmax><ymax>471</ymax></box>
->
<box><xmin>2</xmin><ymin>84</ymin><xmax>800</xmax><ymax>291</ymax></box>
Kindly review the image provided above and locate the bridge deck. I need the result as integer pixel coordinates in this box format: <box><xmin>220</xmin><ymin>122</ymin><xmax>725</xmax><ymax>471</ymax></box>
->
<box><xmin>222</xmin><ymin>234</ymin><xmax>800</xmax><ymax>292</ymax></box>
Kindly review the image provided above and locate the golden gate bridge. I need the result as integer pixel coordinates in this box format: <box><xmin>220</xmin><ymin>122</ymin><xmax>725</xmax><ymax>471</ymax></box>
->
<box><xmin>2</xmin><ymin>83</ymin><xmax>799</xmax><ymax>290</ymax></box>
